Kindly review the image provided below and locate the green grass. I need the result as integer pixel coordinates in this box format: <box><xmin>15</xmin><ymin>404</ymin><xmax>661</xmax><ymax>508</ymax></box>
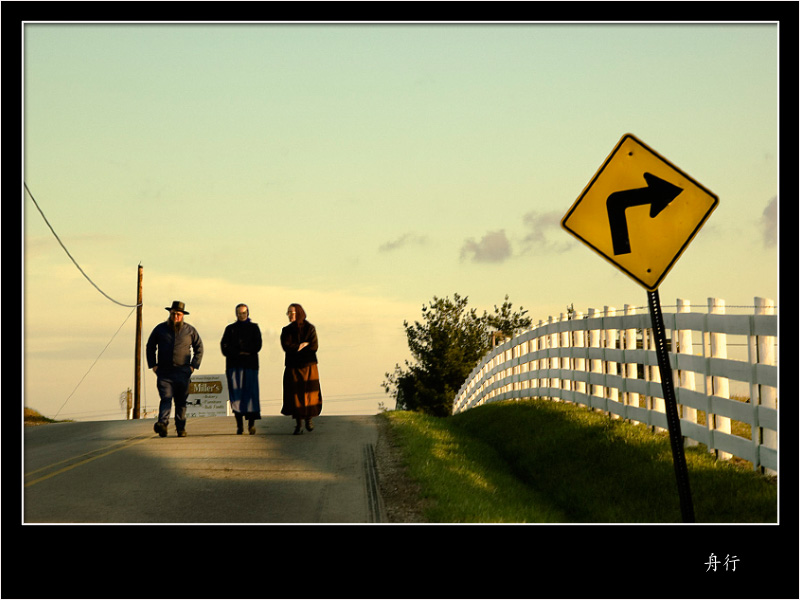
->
<box><xmin>379</xmin><ymin>399</ymin><xmax>777</xmax><ymax>523</ymax></box>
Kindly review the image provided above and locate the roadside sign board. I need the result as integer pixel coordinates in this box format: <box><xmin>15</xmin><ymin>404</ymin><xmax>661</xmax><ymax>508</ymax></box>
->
<box><xmin>186</xmin><ymin>374</ymin><xmax>230</xmax><ymax>418</ymax></box>
<box><xmin>561</xmin><ymin>133</ymin><xmax>718</xmax><ymax>290</ymax></box>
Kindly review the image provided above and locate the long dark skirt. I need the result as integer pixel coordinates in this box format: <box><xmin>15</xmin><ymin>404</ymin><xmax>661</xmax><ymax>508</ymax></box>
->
<box><xmin>281</xmin><ymin>363</ymin><xmax>323</xmax><ymax>418</ymax></box>
<box><xmin>227</xmin><ymin>367</ymin><xmax>261</xmax><ymax>420</ymax></box>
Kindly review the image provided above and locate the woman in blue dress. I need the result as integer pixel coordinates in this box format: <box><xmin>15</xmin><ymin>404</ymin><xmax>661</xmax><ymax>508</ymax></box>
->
<box><xmin>221</xmin><ymin>303</ymin><xmax>263</xmax><ymax>434</ymax></box>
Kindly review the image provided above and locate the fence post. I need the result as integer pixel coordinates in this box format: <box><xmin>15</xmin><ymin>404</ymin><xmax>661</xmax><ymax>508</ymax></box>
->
<box><xmin>605</xmin><ymin>306</ymin><xmax>619</xmax><ymax>419</ymax></box>
<box><xmin>559</xmin><ymin>312</ymin><xmax>571</xmax><ymax>401</ymax></box>
<box><xmin>754</xmin><ymin>297</ymin><xmax>777</xmax><ymax>475</ymax></box>
<box><xmin>546</xmin><ymin>315</ymin><xmax>557</xmax><ymax>400</ymax></box>
<box><xmin>573</xmin><ymin>310</ymin><xmax>586</xmax><ymax>408</ymax></box>
<box><xmin>516</xmin><ymin>341</ymin><xmax>530</xmax><ymax>398</ymax></box>
<box><xmin>623</xmin><ymin>304</ymin><xmax>640</xmax><ymax>425</ymax></box>
<box><xmin>512</xmin><ymin>339</ymin><xmax>520</xmax><ymax>398</ymax></box>
<box><xmin>708</xmin><ymin>297</ymin><xmax>732</xmax><ymax>460</ymax></box>
<box><xmin>588</xmin><ymin>308</ymin><xmax>603</xmax><ymax>412</ymax></box>
<box><xmin>533</xmin><ymin>319</ymin><xmax>544</xmax><ymax>396</ymax></box>
<box><xmin>676</xmin><ymin>299</ymin><xmax>698</xmax><ymax>447</ymax></box>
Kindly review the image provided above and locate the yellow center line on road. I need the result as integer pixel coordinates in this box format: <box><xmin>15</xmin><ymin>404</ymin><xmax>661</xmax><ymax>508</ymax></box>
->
<box><xmin>24</xmin><ymin>433</ymin><xmax>155</xmax><ymax>488</ymax></box>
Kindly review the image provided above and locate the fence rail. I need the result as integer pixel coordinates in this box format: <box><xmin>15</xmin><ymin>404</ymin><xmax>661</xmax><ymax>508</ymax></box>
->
<box><xmin>453</xmin><ymin>297</ymin><xmax>778</xmax><ymax>474</ymax></box>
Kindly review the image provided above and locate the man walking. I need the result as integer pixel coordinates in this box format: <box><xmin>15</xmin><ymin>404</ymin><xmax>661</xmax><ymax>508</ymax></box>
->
<box><xmin>146</xmin><ymin>301</ymin><xmax>204</xmax><ymax>437</ymax></box>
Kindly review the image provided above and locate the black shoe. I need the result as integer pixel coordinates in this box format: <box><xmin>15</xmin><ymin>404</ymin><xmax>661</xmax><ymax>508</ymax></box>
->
<box><xmin>248</xmin><ymin>426</ymin><xmax>256</xmax><ymax>435</ymax></box>
<box><xmin>154</xmin><ymin>422</ymin><xmax>168</xmax><ymax>437</ymax></box>
<box><xmin>177</xmin><ymin>430</ymin><xmax>187</xmax><ymax>438</ymax></box>
<box><xmin>305</xmin><ymin>418</ymin><xmax>314</xmax><ymax>432</ymax></box>
<box><xmin>236</xmin><ymin>428</ymin><xmax>243</xmax><ymax>435</ymax></box>
<box><xmin>293</xmin><ymin>424</ymin><xmax>303</xmax><ymax>435</ymax></box>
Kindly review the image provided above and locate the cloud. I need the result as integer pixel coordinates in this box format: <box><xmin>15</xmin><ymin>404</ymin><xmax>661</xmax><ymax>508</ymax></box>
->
<box><xmin>379</xmin><ymin>233</ymin><xmax>428</xmax><ymax>253</ymax></box>
<box><xmin>520</xmin><ymin>210</ymin><xmax>573</xmax><ymax>255</ymax></box>
<box><xmin>459</xmin><ymin>211</ymin><xmax>574</xmax><ymax>264</ymax></box>
<box><xmin>460</xmin><ymin>230</ymin><xmax>512</xmax><ymax>263</ymax></box>
<box><xmin>760</xmin><ymin>196</ymin><xmax>777</xmax><ymax>247</ymax></box>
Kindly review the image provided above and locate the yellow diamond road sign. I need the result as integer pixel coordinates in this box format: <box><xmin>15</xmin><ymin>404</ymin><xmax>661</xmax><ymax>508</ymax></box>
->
<box><xmin>561</xmin><ymin>133</ymin><xmax>719</xmax><ymax>291</ymax></box>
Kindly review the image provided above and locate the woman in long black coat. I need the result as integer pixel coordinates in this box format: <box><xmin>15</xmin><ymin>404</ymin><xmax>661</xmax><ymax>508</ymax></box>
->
<box><xmin>221</xmin><ymin>304</ymin><xmax>262</xmax><ymax>434</ymax></box>
<box><xmin>280</xmin><ymin>303</ymin><xmax>323</xmax><ymax>435</ymax></box>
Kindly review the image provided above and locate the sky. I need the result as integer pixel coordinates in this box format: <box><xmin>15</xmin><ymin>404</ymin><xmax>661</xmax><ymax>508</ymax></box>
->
<box><xmin>22</xmin><ymin>21</ymin><xmax>780</xmax><ymax>421</ymax></box>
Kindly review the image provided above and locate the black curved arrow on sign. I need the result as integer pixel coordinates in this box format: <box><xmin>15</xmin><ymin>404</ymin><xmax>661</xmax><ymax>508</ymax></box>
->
<box><xmin>606</xmin><ymin>172</ymin><xmax>683</xmax><ymax>255</ymax></box>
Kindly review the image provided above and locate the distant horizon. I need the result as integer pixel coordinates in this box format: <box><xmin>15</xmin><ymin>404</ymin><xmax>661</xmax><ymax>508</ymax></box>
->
<box><xmin>23</xmin><ymin>286</ymin><xmax>776</xmax><ymax>422</ymax></box>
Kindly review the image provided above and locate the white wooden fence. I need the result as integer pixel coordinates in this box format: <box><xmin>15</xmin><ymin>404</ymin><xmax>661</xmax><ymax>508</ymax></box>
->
<box><xmin>453</xmin><ymin>297</ymin><xmax>778</xmax><ymax>474</ymax></box>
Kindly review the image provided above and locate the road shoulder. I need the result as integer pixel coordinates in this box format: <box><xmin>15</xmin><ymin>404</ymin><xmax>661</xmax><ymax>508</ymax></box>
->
<box><xmin>373</xmin><ymin>413</ymin><xmax>429</xmax><ymax>523</ymax></box>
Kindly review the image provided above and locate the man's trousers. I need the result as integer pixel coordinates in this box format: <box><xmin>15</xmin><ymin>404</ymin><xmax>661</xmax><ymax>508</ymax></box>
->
<box><xmin>156</xmin><ymin>369</ymin><xmax>191</xmax><ymax>431</ymax></box>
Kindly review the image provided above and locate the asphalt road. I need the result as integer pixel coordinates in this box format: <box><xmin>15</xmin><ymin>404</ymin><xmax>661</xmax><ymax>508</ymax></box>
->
<box><xmin>23</xmin><ymin>415</ymin><xmax>386</xmax><ymax>524</ymax></box>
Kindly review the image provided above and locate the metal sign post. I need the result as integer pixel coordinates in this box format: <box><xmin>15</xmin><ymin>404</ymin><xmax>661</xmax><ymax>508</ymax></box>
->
<box><xmin>647</xmin><ymin>288</ymin><xmax>695</xmax><ymax>522</ymax></box>
<box><xmin>562</xmin><ymin>133</ymin><xmax>718</xmax><ymax>522</ymax></box>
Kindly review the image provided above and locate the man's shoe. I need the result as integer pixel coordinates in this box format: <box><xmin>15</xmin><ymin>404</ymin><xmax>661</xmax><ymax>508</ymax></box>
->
<box><xmin>154</xmin><ymin>422</ymin><xmax>168</xmax><ymax>437</ymax></box>
<box><xmin>177</xmin><ymin>430</ymin><xmax>187</xmax><ymax>438</ymax></box>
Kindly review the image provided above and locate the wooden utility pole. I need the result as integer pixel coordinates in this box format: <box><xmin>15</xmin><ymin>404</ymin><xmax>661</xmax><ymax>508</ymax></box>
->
<box><xmin>133</xmin><ymin>263</ymin><xmax>143</xmax><ymax>419</ymax></box>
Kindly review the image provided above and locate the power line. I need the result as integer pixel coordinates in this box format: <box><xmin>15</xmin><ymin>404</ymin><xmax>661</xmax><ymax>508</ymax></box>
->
<box><xmin>24</xmin><ymin>182</ymin><xmax>140</xmax><ymax>308</ymax></box>
<box><xmin>53</xmin><ymin>307</ymin><xmax>137</xmax><ymax>419</ymax></box>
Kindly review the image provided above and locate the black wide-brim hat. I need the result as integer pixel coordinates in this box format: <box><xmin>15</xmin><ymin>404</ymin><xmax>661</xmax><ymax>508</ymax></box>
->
<box><xmin>165</xmin><ymin>300</ymin><xmax>189</xmax><ymax>314</ymax></box>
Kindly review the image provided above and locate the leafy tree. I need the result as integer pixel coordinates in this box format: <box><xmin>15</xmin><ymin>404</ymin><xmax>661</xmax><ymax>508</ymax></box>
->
<box><xmin>486</xmin><ymin>295</ymin><xmax>535</xmax><ymax>345</ymax></box>
<box><xmin>383</xmin><ymin>293</ymin><xmax>531</xmax><ymax>416</ymax></box>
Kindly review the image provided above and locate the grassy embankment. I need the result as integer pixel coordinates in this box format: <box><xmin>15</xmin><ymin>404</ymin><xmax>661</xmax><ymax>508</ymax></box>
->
<box><xmin>24</xmin><ymin>407</ymin><xmax>71</xmax><ymax>425</ymax></box>
<box><xmin>379</xmin><ymin>398</ymin><xmax>777</xmax><ymax>523</ymax></box>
